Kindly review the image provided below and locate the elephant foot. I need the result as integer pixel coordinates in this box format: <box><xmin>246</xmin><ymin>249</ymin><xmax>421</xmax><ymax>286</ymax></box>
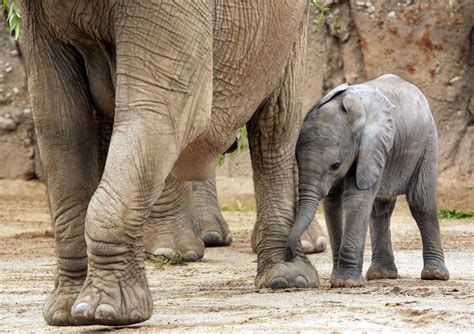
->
<box><xmin>255</xmin><ymin>257</ymin><xmax>319</xmax><ymax>289</ymax></box>
<box><xmin>251</xmin><ymin>221</ymin><xmax>327</xmax><ymax>255</ymax></box>
<box><xmin>144</xmin><ymin>222</ymin><xmax>205</xmax><ymax>262</ymax></box>
<box><xmin>199</xmin><ymin>212</ymin><xmax>233</xmax><ymax>247</ymax></box>
<box><xmin>301</xmin><ymin>220</ymin><xmax>327</xmax><ymax>254</ymax></box>
<box><xmin>43</xmin><ymin>279</ymin><xmax>84</xmax><ymax>326</ymax></box>
<box><xmin>366</xmin><ymin>261</ymin><xmax>398</xmax><ymax>280</ymax></box>
<box><xmin>71</xmin><ymin>267</ymin><xmax>153</xmax><ymax>326</ymax></box>
<box><xmin>330</xmin><ymin>269</ymin><xmax>366</xmax><ymax>288</ymax></box>
<box><xmin>421</xmin><ymin>261</ymin><xmax>449</xmax><ymax>280</ymax></box>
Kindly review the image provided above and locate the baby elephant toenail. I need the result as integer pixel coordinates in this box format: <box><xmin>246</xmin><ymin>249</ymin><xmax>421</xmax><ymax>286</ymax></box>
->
<box><xmin>294</xmin><ymin>275</ymin><xmax>308</xmax><ymax>288</ymax></box>
<box><xmin>301</xmin><ymin>240</ymin><xmax>313</xmax><ymax>253</ymax></box>
<box><xmin>95</xmin><ymin>304</ymin><xmax>117</xmax><ymax>321</ymax></box>
<box><xmin>153</xmin><ymin>248</ymin><xmax>175</xmax><ymax>259</ymax></box>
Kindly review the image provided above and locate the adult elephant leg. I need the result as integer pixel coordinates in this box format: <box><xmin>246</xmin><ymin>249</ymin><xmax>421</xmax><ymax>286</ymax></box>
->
<box><xmin>250</xmin><ymin>29</ymin><xmax>319</xmax><ymax>290</ymax></box>
<box><xmin>22</xmin><ymin>9</ymin><xmax>99</xmax><ymax>325</ymax></box>
<box><xmin>144</xmin><ymin>175</ymin><xmax>205</xmax><ymax>261</ymax></box>
<box><xmin>366</xmin><ymin>198</ymin><xmax>399</xmax><ymax>280</ymax></box>
<box><xmin>251</xmin><ymin>218</ymin><xmax>326</xmax><ymax>254</ymax></box>
<box><xmin>71</xmin><ymin>2</ymin><xmax>213</xmax><ymax>326</ymax></box>
<box><xmin>193</xmin><ymin>173</ymin><xmax>233</xmax><ymax>247</ymax></box>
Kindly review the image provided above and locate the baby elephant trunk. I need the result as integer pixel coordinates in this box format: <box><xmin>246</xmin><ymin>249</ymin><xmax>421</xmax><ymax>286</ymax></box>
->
<box><xmin>285</xmin><ymin>186</ymin><xmax>321</xmax><ymax>261</ymax></box>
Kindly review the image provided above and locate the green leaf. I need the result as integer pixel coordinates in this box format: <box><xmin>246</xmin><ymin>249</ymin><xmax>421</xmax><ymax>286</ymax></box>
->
<box><xmin>2</xmin><ymin>0</ymin><xmax>22</xmax><ymax>40</ymax></box>
<box><xmin>439</xmin><ymin>209</ymin><xmax>474</xmax><ymax>220</ymax></box>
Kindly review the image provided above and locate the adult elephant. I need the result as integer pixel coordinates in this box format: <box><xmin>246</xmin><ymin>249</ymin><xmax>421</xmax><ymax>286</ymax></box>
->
<box><xmin>21</xmin><ymin>0</ymin><xmax>319</xmax><ymax>326</ymax></box>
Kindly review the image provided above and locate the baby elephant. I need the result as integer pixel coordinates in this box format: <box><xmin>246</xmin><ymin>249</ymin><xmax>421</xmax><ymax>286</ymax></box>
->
<box><xmin>286</xmin><ymin>74</ymin><xmax>449</xmax><ymax>288</ymax></box>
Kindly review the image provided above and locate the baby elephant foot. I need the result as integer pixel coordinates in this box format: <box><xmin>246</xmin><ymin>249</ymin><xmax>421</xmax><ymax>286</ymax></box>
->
<box><xmin>421</xmin><ymin>261</ymin><xmax>449</xmax><ymax>280</ymax></box>
<box><xmin>255</xmin><ymin>257</ymin><xmax>319</xmax><ymax>289</ymax></box>
<box><xmin>71</xmin><ymin>267</ymin><xmax>153</xmax><ymax>326</ymax></box>
<box><xmin>43</xmin><ymin>279</ymin><xmax>84</xmax><ymax>326</ymax></box>
<box><xmin>330</xmin><ymin>268</ymin><xmax>366</xmax><ymax>288</ymax></box>
<box><xmin>366</xmin><ymin>261</ymin><xmax>399</xmax><ymax>280</ymax></box>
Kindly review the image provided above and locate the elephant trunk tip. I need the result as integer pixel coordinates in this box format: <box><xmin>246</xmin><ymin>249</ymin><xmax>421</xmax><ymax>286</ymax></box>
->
<box><xmin>285</xmin><ymin>236</ymin><xmax>298</xmax><ymax>261</ymax></box>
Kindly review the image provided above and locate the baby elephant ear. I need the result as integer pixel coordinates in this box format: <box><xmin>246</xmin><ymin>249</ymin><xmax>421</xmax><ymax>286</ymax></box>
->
<box><xmin>343</xmin><ymin>85</ymin><xmax>396</xmax><ymax>190</ymax></box>
<box><xmin>315</xmin><ymin>83</ymin><xmax>349</xmax><ymax>109</ymax></box>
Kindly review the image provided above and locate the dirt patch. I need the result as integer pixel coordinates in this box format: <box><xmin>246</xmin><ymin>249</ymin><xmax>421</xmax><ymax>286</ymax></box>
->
<box><xmin>0</xmin><ymin>180</ymin><xmax>473</xmax><ymax>332</ymax></box>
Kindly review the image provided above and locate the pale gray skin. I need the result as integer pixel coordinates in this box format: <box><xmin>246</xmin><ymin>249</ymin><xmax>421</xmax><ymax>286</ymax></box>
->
<box><xmin>286</xmin><ymin>74</ymin><xmax>450</xmax><ymax>288</ymax></box>
<box><xmin>20</xmin><ymin>0</ymin><xmax>320</xmax><ymax>327</ymax></box>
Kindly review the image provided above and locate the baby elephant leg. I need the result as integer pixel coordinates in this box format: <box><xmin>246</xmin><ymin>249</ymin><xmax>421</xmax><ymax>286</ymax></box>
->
<box><xmin>366</xmin><ymin>198</ymin><xmax>398</xmax><ymax>280</ymax></box>
<box><xmin>407</xmin><ymin>140</ymin><xmax>449</xmax><ymax>280</ymax></box>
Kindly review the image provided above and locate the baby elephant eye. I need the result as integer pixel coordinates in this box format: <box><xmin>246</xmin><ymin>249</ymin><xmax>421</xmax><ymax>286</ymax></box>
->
<box><xmin>330</xmin><ymin>162</ymin><xmax>341</xmax><ymax>171</ymax></box>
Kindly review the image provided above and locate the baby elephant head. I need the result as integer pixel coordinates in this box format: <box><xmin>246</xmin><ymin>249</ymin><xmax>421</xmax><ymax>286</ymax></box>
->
<box><xmin>285</xmin><ymin>83</ymin><xmax>395</xmax><ymax>260</ymax></box>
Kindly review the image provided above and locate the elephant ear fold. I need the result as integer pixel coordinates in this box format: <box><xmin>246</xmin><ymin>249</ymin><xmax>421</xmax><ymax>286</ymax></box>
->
<box><xmin>315</xmin><ymin>83</ymin><xmax>349</xmax><ymax>109</ymax></box>
<box><xmin>342</xmin><ymin>85</ymin><xmax>396</xmax><ymax>190</ymax></box>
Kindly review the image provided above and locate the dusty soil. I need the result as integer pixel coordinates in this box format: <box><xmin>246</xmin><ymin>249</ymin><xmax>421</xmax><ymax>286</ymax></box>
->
<box><xmin>0</xmin><ymin>179</ymin><xmax>473</xmax><ymax>333</ymax></box>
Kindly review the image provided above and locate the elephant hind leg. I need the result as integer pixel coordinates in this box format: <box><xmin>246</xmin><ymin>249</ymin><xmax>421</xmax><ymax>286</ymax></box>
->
<box><xmin>366</xmin><ymin>198</ymin><xmax>399</xmax><ymax>280</ymax></box>
<box><xmin>23</xmin><ymin>17</ymin><xmax>100</xmax><ymax>325</ymax></box>
<box><xmin>193</xmin><ymin>173</ymin><xmax>233</xmax><ymax>247</ymax></box>
<box><xmin>407</xmin><ymin>139</ymin><xmax>449</xmax><ymax>281</ymax></box>
<box><xmin>144</xmin><ymin>175</ymin><xmax>205</xmax><ymax>262</ymax></box>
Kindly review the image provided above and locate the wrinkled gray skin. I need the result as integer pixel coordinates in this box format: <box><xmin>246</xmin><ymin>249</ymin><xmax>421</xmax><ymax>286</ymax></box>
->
<box><xmin>286</xmin><ymin>74</ymin><xmax>450</xmax><ymax>288</ymax></box>
<box><xmin>20</xmin><ymin>0</ymin><xmax>320</xmax><ymax>327</ymax></box>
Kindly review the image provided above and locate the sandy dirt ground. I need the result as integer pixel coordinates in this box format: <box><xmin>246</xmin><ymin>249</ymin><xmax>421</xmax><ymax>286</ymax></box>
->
<box><xmin>0</xmin><ymin>179</ymin><xmax>473</xmax><ymax>333</ymax></box>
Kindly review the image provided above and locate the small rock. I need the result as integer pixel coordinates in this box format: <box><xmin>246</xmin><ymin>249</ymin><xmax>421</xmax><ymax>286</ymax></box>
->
<box><xmin>449</xmin><ymin>76</ymin><xmax>462</xmax><ymax>85</ymax></box>
<box><xmin>387</xmin><ymin>11</ymin><xmax>396</xmax><ymax>19</ymax></box>
<box><xmin>23</xmin><ymin>108</ymin><xmax>32</xmax><ymax>116</ymax></box>
<box><xmin>365</xmin><ymin>1</ymin><xmax>372</xmax><ymax>7</ymax></box>
<box><xmin>406</xmin><ymin>0</ymin><xmax>414</xmax><ymax>6</ymax></box>
<box><xmin>0</xmin><ymin>117</ymin><xmax>17</xmax><ymax>131</ymax></box>
<box><xmin>10</xmin><ymin>49</ymin><xmax>19</xmax><ymax>57</ymax></box>
<box><xmin>11</xmin><ymin>109</ymin><xmax>24</xmax><ymax>124</ymax></box>
<box><xmin>435</xmin><ymin>64</ymin><xmax>442</xmax><ymax>75</ymax></box>
<box><xmin>12</xmin><ymin>87</ymin><xmax>20</xmax><ymax>95</ymax></box>
<box><xmin>5</xmin><ymin>62</ymin><xmax>13</xmax><ymax>73</ymax></box>
<box><xmin>367</xmin><ymin>5</ymin><xmax>375</xmax><ymax>14</ymax></box>
<box><xmin>356</xmin><ymin>1</ymin><xmax>365</xmax><ymax>7</ymax></box>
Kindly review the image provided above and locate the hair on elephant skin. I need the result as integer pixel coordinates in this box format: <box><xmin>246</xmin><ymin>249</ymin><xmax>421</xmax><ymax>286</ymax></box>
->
<box><xmin>286</xmin><ymin>74</ymin><xmax>449</xmax><ymax>288</ymax></box>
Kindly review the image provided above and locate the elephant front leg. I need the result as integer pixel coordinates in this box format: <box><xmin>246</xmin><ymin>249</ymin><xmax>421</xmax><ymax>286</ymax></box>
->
<box><xmin>249</xmin><ymin>38</ymin><xmax>318</xmax><ymax>289</ymax></box>
<box><xmin>70</xmin><ymin>1</ymin><xmax>213</xmax><ymax>326</ymax></box>
<box><xmin>330</xmin><ymin>178</ymin><xmax>376</xmax><ymax>288</ymax></box>
<box><xmin>23</xmin><ymin>22</ymin><xmax>100</xmax><ymax>325</ymax></box>
<box><xmin>144</xmin><ymin>175</ymin><xmax>205</xmax><ymax>261</ymax></box>
<box><xmin>193</xmin><ymin>173</ymin><xmax>233</xmax><ymax>247</ymax></box>
<box><xmin>366</xmin><ymin>198</ymin><xmax>399</xmax><ymax>280</ymax></box>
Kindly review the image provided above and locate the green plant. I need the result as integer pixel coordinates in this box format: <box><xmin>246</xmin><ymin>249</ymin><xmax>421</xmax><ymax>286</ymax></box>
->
<box><xmin>2</xmin><ymin>0</ymin><xmax>21</xmax><ymax>39</ymax></box>
<box><xmin>465</xmin><ymin>185</ymin><xmax>474</xmax><ymax>191</ymax></box>
<box><xmin>146</xmin><ymin>253</ymin><xmax>188</xmax><ymax>270</ymax></box>
<box><xmin>438</xmin><ymin>209</ymin><xmax>474</xmax><ymax>220</ymax></box>
<box><xmin>218</xmin><ymin>126</ymin><xmax>248</xmax><ymax>166</ymax></box>
<box><xmin>309</xmin><ymin>0</ymin><xmax>338</xmax><ymax>34</ymax></box>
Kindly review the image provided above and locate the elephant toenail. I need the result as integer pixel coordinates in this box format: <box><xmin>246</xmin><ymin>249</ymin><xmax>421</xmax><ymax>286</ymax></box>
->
<box><xmin>301</xmin><ymin>240</ymin><xmax>313</xmax><ymax>253</ymax></box>
<box><xmin>269</xmin><ymin>277</ymin><xmax>290</xmax><ymax>289</ymax></box>
<box><xmin>315</xmin><ymin>236</ymin><xmax>327</xmax><ymax>252</ymax></box>
<box><xmin>72</xmin><ymin>302</ymin><xmax>91</xmax><ymax>318</ymax></box>
<box><xmin>51</xmin><ymin>310</ymin><xmax>69</xmax><ymax>326</ymax></box>
<box><xmin>153</xmin><ymin>248</ymin><xmax>175</xmax><ymax>259</ymax></box>
<box><xmin>95</xmin><ymin>304</ymin><xmax>117</xmax><ymax>321</ymax></box>
<box><xmin>130</xmin><ymin>310</ymin><xmax>143</xmax><ymax>323</ymax></box>
<box><xmin>202</xmin><ymin>231</ymin><xmax>224</xmax><ymax>246</ymax></box>
<box><xmin>184</xmin><ymin>250</ymin><xmax>199</xmax><ymax>262</ymax></box>
<box><xmin>295</xmin><ymin>275</ymin><xmax>308</xmax><ymax>288</ymax></box>
<box><xmin>224</xmin><ymin>233</ymin><xmax>233</xmax><ymax>245</ymax></box>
